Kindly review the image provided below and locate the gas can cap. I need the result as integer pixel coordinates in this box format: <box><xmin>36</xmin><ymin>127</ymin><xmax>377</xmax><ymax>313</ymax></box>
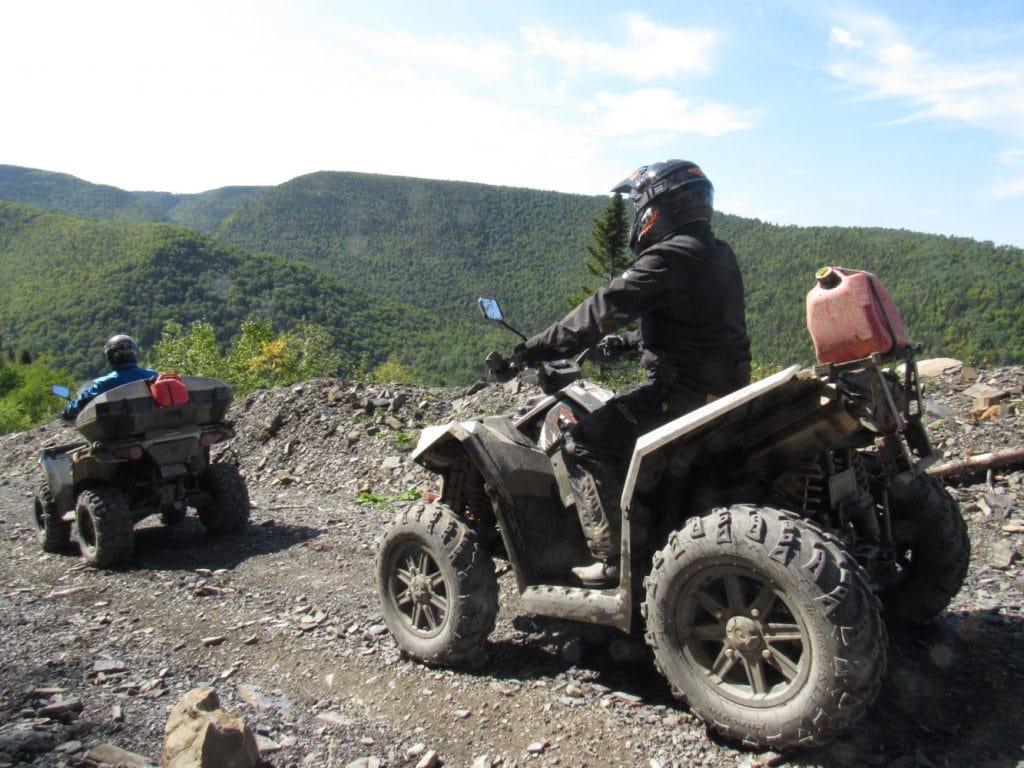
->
<box><xmin>815</xmin><ymin>266</ymin><xmax>841</xmax><ymax>288</ymax></box>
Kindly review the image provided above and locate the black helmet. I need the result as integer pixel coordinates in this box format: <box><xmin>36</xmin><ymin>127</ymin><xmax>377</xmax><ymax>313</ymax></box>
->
<box><xmin>612</xmin><ymin>160</ymin><xmax>714</xmax><ymax>254</ymax></box>
<box><xmin>104</xmin><ymin>334</ymin><xmax>139</xmax><ymax>366</ymax></box>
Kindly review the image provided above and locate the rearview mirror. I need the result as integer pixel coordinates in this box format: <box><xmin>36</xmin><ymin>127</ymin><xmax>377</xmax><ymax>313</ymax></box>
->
<box><xmin>478</xmin><ymin>297</ymin><xmax>504</xmax><ymax>322</ymax></box>
<box><xmin>51</xmin><ymin>385</ymin><xmax>71</xmax><ymax>400</ymax></box>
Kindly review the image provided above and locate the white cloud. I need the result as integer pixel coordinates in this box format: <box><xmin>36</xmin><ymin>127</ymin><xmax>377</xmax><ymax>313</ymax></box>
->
<box><xmin>825</xmin><ymin>10</ymin><xmax>1024</xmax><ymax>140</ymax></box>
<box><xmin>587</xmin><ymin>89</ymin><xmax>754</xmax><ymax>139</ymax></box>
<box><xmin>989</xmin><ymin>148</ymin><xmax>1024</xmax><ymax>199</ymax></box>
<box><xmin>329</xmin><ymin>24</ymin><xmax>515</xmax><ymax>83</ymax></box>
<box><xmin>0</xmin><ymin>2</ymin><xmax>751</xmax><ymax>197</ymax></box>
<box><xmin>829</xmin><ymin>27</ymin><xmax>863</xmax><ymax>49</ymax></box>
<box><xmin>522</xmin><ymin>14</ymin><xmax>717</xmax><ymax>81</ymax></box>
<box><xmin>990</xmin><ymin>176</ymin><xmax>1024</xmax><ymax>200</ymax></box>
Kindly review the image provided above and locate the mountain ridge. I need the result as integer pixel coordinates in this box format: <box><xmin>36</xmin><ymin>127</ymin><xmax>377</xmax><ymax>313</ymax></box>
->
<box><xmin>2</xmin><ymin>163</ymin><xmax>1023</xmax><ymax>382</ymax></box>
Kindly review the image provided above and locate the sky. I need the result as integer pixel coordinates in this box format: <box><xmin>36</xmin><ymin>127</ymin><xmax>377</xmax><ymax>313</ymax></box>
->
<box><xmin>3</xmin><ymin>0</ymin><xmax>1024</xmax><ymax>247</ymax></box>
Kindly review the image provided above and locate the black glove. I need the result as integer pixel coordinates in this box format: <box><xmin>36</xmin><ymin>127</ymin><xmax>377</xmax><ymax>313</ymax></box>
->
<box><xmin>598</xmin><ymin>334</ymin><xmax>628</xmax><ymax>355</ymax></box>
<box><xmin>510</xmin><ymin>342</ymin><xmax>536</xmax><ymax>368</ymax></box>
<box><xmin>485</xmin><ymin>350</ymin><xmax>517</xmax><ymax>382</ymax></box>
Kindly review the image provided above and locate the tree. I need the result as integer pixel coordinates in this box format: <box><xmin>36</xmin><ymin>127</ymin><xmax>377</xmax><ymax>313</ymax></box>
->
<box><xmin>0</xmin><ymin>357</ymin><xmax>74</xmax><ymax>433</ymax></box>
<box><xmin>151</xmin><ymin>321</ymin><xmax>226</xmax><ymax>380</ymax></box>
<box><xmin>0</xmin><ymin>365</ymin><xmax>22</xmax><ymax>397</ymax></box>
<box><xmin>567</xmin><ymin>193</ymin><xmax>643</xmax><ymax>387</ymax></box>
<box><xmin>569</xmin><ymin>193</ymin><xmax>630</xmax><ymax>307</ymax></box>
<box><xmin>151</xmin><ymin>317</ymin><xmax>342</xmax><ymax>395</ymax></box>
<box><xmin>370</xmin><ymin>355</ymin><xmax>418</xmax><ymax>384</ymax></box>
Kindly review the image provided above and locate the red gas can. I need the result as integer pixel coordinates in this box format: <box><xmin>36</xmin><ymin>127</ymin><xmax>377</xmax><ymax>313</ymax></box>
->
<box><xmin>806</xmin><ymin>266</ymin><xmax>909</xmax><ymax>365</ymax></box>
<box><xmin>150</xmin><ymin>372</ymin><xmax>191</xmax><ymax>407</ymax></box>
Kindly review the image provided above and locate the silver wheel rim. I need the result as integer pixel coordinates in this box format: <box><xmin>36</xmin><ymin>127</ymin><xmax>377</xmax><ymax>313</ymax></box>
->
<box><xmin>674</xmin><ymin>563</ymin><xmax>812</xmax><ymax>707</ymax></box>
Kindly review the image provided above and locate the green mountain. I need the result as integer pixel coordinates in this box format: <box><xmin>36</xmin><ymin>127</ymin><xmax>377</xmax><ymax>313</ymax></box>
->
<box><xmin>3</xmin><ymin>164</ymin><xmax>1024</xmax><ymax>380</ymax></box>
<box><xmin>213</xmin><ymin>171</ymin><xmax>1024</xmax><ymax>367</ymax></box>
<box><xmin>132</xmin><ymin>187</ymin><xmax>265</xmax><ymax>231</ymax></box>
<box><xmin>0</xmin><ymin>164</ymin><xmax>264</xmax><ymax>233</ymax></box>
<box><xmin>0</xmin><ymin>165</ymin><xmax>162</xmax><ymax>222</ymax></box>
<box><xmin>714</xmin><ymin>216</ymin><xmax>1024</xmax><ymax>365</ymax></box>
<box><xmin>0</xmin><ymin>201</ymin><xmax>506</xmax><ymax>382</ymax></box>
<box><xmin>213</xmin><ymin>171</ymin><xmax>605</xmax><ymax>324</ymax></box>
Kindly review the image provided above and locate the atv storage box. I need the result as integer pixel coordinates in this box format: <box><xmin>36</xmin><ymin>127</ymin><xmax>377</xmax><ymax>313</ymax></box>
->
<box><xmin>75</xmin><ymin>376</ymin><xmax>233</xmax><ymax>442</ymax></box>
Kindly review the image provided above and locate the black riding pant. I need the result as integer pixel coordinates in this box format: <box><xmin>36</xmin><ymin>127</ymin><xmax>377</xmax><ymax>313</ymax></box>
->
<box><xmin>565</xmin><ymin>377</ymin><xmax>708</xmax><ymax>560</ymax></box>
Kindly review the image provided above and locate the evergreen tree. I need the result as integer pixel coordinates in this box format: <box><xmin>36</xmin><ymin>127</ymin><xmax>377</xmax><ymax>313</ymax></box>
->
<box><xmin>570</xmin><ymin>193</ymin><xmax>630</xmax><ymax>306</ymax></box>
<box><xmin>569</xmin><ymin>193</ymin><xmax>643</xmax><ymax>387</ymax></box>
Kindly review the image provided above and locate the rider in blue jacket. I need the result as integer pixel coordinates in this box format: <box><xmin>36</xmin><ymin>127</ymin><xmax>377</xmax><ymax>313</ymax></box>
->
<box><xmin>62</xmin><ymin>335</ymin><xmax>157</xmax><ymax>421</ymax></box>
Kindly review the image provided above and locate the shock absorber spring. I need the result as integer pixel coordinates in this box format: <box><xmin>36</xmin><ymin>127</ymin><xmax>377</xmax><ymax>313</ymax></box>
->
<box><xmin>773</xmin><ymin>460</ymin><xmax>828</xmax><ymax>519</ymax></box>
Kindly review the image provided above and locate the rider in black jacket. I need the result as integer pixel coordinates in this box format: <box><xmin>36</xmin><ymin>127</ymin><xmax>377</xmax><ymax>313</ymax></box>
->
<box><xmin>513</xmin><ymin>160</ymin><xmax>751</xmax><ymax>586</ymax></box>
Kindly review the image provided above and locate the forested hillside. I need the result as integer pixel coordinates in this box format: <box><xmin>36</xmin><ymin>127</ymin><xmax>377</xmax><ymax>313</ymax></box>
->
<box><xmin>133</xmin><ymin>186</ymin><xmax>264</xmax><ymax>231</ymax></box>
<box><xmin>2</xmin><ymin>164</ymin><xmax>1023</xmax><ymax>383</ymax></box>
<box><xmin>715</xmin><ymin>216</ymin><xmax>1024</xmax><ymax>365</ymax></box>
<box><xmin>0</xmin><ymin>201</ymin><xmax>506</xmax><ymax>383</ymax></box>
<box><xmin>0</xmin><ymin>165</ymin><xmax>162</xmax><ymax>222</ymax></box>
<box><xmin>214</xmin><ymin>171</ymin><xmax>605</xmax><ymax>324</ymax></box>
<box><xmin>0</xmin><ymin>164</ymin><xmax>263</xmax><ymax>233</ymax></box>
<box><xmin>214</xmin><ymin>171</ymin><xmax>1024</xmax><ymax>367</ymax></box>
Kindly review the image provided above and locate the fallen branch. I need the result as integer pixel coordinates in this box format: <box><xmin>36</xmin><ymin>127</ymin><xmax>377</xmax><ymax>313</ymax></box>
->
<box><xmin>928</xmin><ymin>446</ymin><xmax>1024</xmax><ymax>484</ymax></box>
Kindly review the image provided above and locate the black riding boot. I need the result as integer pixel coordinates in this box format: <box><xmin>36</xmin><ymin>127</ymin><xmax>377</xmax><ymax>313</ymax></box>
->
<box><xmin>563</xmin><ymin>446</ymin><xmax>621</xmax><ymax>587</ymax></box>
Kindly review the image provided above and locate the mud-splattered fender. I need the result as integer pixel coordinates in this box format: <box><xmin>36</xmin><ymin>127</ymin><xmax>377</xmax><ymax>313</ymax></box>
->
<box><xmin>620</xmin><ymin>365</ymin><xmax>803</xmax><ymax>512</ymax></box>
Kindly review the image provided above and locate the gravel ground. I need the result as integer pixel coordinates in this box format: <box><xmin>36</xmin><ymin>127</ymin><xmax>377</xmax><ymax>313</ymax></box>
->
<box><xmin>0</xmin><ymin>364</ymin><xmax>1021</xmax><ymax>768</ymax></box>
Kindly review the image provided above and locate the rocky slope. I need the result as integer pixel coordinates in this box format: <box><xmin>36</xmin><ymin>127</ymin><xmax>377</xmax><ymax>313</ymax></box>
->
<box><xmin>0</xmin><ymin>364</ymin><xmax>1021</xmax><ymax>768</ymax></box>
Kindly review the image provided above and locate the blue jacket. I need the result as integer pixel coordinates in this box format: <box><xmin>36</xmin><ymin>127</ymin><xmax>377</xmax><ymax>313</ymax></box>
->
<box><xmin>62</xmin><ymin>363</ymin><xmax>159</xmax><ymax>421</ymax></box>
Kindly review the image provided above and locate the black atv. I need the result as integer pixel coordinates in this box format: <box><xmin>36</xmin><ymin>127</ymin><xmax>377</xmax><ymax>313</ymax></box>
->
<box><xmin>34</xmin><ymin>375</ymin><xmax>250</xmax><ymax>568</ymax></box>
<box><xmin>374</xmin><ymin>282</ymin><xmax>969</xmax><ymax>750</ymax></box>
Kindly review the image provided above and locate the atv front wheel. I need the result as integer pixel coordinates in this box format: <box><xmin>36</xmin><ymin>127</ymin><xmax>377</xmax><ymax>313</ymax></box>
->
<box><xmin>643</xmin><ymin>505</ymin><xmax>886</xmax><ymax>750</ymax></box>
<box><xmin>76</xmin><ymin>487</ymin><xmax>134</xmax><ymax>568</ymax></box>
<box><xmin>376</xmin><ymin>502</ymin><xmax>498</xmax><ymax>666</ymax></box>
<box><xmin>197</xmin><ymin>464</ymin><xmax>251</xmax><ymax>535</ymax></box>
<box><xmin>33</xmin><ymin>480</ymin><xmax>71</xmax><ymax>553</ymax></box>
<box><xmin>881</xmin><ymin>473</ymin><xmax>969</xmax><ymax>623</ymax></box>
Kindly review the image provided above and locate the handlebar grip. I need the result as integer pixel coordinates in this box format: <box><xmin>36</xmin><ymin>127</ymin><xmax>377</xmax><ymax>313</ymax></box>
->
<box><xmin>485</xmin><ymin>350</ymin><xmax>508</xmax><ymax>373</ymax></box>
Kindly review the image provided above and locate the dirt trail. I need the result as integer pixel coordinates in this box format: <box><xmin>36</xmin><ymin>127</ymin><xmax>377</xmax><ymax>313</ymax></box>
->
<box><xmin>0</xmin><ymin>369</ymin><xmax>1022</xmax><ymax>767</ymax></box>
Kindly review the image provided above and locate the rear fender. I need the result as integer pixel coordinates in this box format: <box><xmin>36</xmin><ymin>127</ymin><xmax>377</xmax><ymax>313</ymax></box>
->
<box><xmin>621</xmin><ymin>365</ymin><xmax>812</xmax><ymax>514</ymax></box>
<box><xmin>39</xmin><ymin>451</ymin><xmax>76</xmax><ymax>513</ymax></box>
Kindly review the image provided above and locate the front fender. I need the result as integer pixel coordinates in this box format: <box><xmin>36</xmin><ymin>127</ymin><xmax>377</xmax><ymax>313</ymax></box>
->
<box><xmin>411</xmin><ymin>420</ymin><xmax>485</xmax><ymax>472</ymax></box>
<box><xmin>413</xmin><ymin>417</ymin><xmax>554</xmax><ymax>498</ymax></box>
<box><xmin>413</xmin><ymin>422</ymin><xmax>463</xmax><ymax>462</ymax></box>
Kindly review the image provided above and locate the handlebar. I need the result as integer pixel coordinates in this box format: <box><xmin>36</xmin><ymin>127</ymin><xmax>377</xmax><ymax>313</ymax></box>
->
<box><xmin>484</xmin><ymin>351</ymin><xmax>583</xmax><ymax>393</ymax></box>
<box><xmin>485</xmin><ymin>350</ymin><xmax>519</xmax><ymax>383</ymax></box>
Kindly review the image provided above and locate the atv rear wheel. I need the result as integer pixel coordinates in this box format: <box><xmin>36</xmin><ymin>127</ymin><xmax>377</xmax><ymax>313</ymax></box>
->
<box><xmin>197</xmin><ymin>464</ymin><xmax>250</xmax><ymax>535</ymax></box>
<box><xmin>33</xmin><ymin>480</ymin><xmax>71</xmax><ymax>552</ymax></box>
<box><xmin>881</xmin><ymin>473</ymin><xmax>969</xmax><ymax>623</ymax></box>
<box><xmin>376</xmin><ymin>502</ymin><xmax>498</xmax><ymax>666</ymax></box>
<box><xmin>643</xmin><ymin>505</ymin><xmax>886</xmax><ymax>750</ymax></box>
<box><xmin>76</xmin><ymin>487</ymin><xmax>134</xmax><ymax>568</ymax></box>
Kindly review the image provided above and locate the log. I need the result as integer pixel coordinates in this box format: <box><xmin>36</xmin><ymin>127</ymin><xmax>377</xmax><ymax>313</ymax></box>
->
<box><xmin>927</xmin><ymin>446</ymin><xmax>1024</xmax><ymax>484</ymax></box>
